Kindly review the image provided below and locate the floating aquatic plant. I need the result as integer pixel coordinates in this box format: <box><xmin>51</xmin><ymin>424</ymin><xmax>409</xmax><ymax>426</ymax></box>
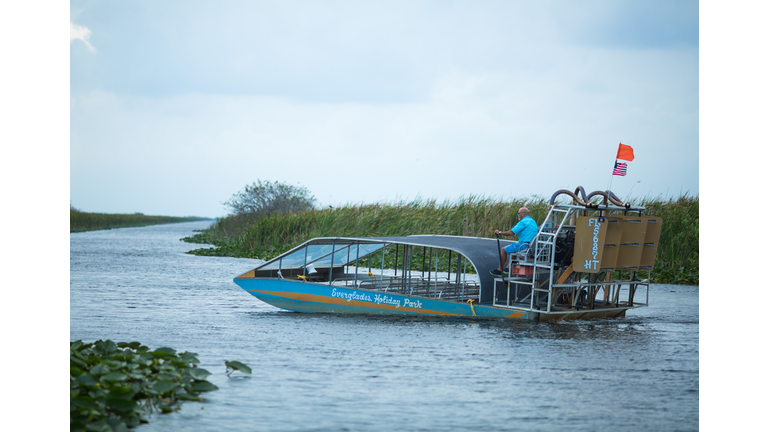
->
<box><xmin>225</xmin><ymin>360</ymin><xmax>253</xmax><ymax>376</ymax></box>
<box><xmin>70</xmin><ymin>340</ymin><xmax>219</xmax><ymax>431</ymax></box>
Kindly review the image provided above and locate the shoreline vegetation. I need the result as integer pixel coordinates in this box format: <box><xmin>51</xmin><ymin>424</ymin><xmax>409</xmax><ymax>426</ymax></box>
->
<box><xmin>70</xmin><ymin>207</ymin><xmax>211</xmax><ymax>233</ymax></box>
<box><xmin>182</xmin><ymin>194</ymin><xmax>699</xmax><ymax>285</ymax></box>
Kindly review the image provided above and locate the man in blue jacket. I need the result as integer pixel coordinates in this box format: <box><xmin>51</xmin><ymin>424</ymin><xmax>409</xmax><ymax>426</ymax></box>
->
<box><xmin>491</xmin><ymin>207</ymin><xmax>538</xmax><ymax>276</ymax></box>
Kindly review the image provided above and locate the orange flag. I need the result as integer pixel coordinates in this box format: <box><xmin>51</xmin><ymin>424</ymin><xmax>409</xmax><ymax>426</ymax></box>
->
<box><xmin>616</xmin><ymin>143</ymin><xmax>634</xmax><ymax>161</ymax></box>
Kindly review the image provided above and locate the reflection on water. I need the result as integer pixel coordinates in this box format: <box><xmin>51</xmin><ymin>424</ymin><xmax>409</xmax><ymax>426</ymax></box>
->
<box><xmin>71</xmin><ymin>221</ymin><xmax>699</xmax><ymax>432</ymax></box>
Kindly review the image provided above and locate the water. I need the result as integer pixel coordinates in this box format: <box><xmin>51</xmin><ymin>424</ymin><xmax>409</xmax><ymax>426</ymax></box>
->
<box><xmin>70</xmin><ymin>221</ymin><xmax>699</xmax><ymax>431</ymax></box>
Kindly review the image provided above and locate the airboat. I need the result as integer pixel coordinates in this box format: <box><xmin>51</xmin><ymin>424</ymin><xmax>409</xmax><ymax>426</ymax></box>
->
<box><xmin>233</xmin><ymin>187</ymin><xmax>662</xmax><ymax>321</ymax></box>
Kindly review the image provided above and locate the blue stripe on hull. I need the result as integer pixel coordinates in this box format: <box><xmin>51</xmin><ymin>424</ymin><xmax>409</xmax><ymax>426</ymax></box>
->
<box><xmin>254</xmin><ymin>292</ymin><xmax>430</xmax><ymax>316</ymax></box>
<box><xmin>234</xmin><ymin>278</ymin><xmax>524</xmax><ymax>319</ymax></box>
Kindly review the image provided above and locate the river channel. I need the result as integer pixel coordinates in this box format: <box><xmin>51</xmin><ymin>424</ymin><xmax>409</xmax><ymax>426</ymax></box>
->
<box><xmin>70</xmin><ymin>221</ymin><xmax>699</xmax><ymax>431</ymax></box>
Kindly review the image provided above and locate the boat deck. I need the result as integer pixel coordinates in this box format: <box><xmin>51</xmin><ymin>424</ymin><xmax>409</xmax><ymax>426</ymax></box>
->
<box><xmin>491</xmin><ymin>275</ymin><xmax>648</xmax><ymax>313</ymax></box>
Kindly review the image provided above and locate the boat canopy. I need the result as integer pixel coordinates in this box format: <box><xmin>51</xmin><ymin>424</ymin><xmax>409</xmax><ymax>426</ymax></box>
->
<box><xmin>255</xmin><ymin>235</ymin><xmax>514</xmax><ymax>295</ymax></box>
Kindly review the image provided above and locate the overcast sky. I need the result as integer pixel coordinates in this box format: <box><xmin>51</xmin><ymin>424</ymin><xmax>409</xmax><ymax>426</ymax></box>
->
<box><xmin>69</xmin><ymin>0</ymin><xmax>700</xmax><ymax>217</ymax></box>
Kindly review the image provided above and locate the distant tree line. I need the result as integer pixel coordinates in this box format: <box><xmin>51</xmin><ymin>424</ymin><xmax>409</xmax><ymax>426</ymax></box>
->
<box><xmin>70</xmin><ymin>208</ymin><xmax>209</xmax><ymax>233</ymax></box>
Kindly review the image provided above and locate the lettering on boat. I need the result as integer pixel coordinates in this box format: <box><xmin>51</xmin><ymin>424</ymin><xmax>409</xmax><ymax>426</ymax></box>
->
<box><xmin>330</xmin><ymin>288</ymin><xmax>422</xmax><ymax>309</ymax></box>
<box><xmin>331</xmin><ymin>288</ymin><xmax>373</xmax><ymax>303</ymax></box>
<box><xmin>402</xmin><ymin>298</ymin><xmax>423</xmax><ymax>309</ymax></box>
<box><xmin>373</xmin><ymin>294</ymin><xmax>401</xmax><ymax>308</ymax></box>
<box><xmin>584</xmin><ymin>218</ymin><xmax>603</xmax><ymax>270</ymax></box>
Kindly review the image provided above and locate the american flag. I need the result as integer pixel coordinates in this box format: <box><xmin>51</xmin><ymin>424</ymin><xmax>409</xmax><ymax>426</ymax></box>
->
<box><xmin>613</xmin><ymin>161</ymin><xmax>627</xmax><ymax>176</ymax></box>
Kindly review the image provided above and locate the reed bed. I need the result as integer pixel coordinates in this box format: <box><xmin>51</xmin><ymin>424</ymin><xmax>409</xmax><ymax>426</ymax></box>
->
<box><xmin>633</xmin><ymin>194</ymin><xmax>699</xmax><ymax>284</ymax></box>
<box><xmin>185</xmin><ymin>194</ymin><xmax>698</xmax><ymax>284</ymax></box>
<box><xmin>70</xmin><ymin>208</ymin><xmax>209</xmax><ymax>233</ymax></box>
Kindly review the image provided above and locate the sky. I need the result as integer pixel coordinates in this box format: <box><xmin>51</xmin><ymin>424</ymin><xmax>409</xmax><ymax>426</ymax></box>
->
<box><xmin>68</xmin><ymin>0</ymin><xmax>700</xmax><ymax>218</ymax></box>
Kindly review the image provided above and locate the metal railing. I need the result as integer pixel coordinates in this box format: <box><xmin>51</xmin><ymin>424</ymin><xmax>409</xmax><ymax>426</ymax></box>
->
<box><xmin>332</xmin><ymin>274</ymin><xmax>481</xmax><ymax>302</ymax></box>
<box><xmin>491</xmin><ymin>205</ymin><xmax>650</xmax><ymax>314</ymax></box>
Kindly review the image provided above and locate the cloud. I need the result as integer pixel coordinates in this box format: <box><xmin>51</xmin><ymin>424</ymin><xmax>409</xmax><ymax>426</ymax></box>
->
<box><xmin>68</xmin><ymin>1</ymin><xmax>699</xmax><ymax>216</ymax></box>
<box><xmin>70</xmin><ymin>82</ymin><xmax>698</xmax><ymax>216</ymax></box>
<box><xmin>552</xmin><ymin>0</ymin><xmax>698</xmax><ymax>50</ymax></box>
<box><xmin>70</xmin><ymin>21</ymin><xmax>95</xmax><ymax>52</ymax></box>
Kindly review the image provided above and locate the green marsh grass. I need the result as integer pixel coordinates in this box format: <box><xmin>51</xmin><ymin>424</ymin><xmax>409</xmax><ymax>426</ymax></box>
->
<box><xmin>634</xmin><ymin>194</ymin><xmax>699</xmax><ymax>284</ymax></box>
<box><xmin>184</xmin><ymin>195</ymin><xmax>698</xmax><ymax>284</ymax></box>
<box><xmin>71</xmin><ymin>208</ymin><xmax>209</xmax><ymax>233</ymax></box>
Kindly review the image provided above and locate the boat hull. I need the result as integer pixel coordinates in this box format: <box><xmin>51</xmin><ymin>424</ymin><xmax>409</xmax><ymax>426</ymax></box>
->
<box><xmin>233</xmin><ymin>278</ymin><xmax>630</xmax><ymax>321</ymax></box>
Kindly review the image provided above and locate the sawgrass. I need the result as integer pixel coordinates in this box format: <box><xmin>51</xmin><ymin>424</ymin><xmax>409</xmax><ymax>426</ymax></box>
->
<box><xmin>634</xmin><ymin>194</ymin><xmax>699</xmax><ymax>284</ymax></box>
<box><xmin>71</xmin><ymin>208</ymin><xmax>210</xmax><ymax>233</ymax></box>
<box><xmin>184</xmin><ymin>194</ymin><xmax>698</xmax><ymax>284</ymax></box>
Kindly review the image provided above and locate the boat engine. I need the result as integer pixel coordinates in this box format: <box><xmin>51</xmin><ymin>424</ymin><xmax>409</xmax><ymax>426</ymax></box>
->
<box><xmin>554</xmin><ymin>230</ymin><xmax>575</xmax><ymax>268</ymax></box>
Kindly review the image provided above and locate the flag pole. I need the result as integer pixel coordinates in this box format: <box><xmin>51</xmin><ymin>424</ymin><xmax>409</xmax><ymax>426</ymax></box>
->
<box><xmin>607</xmin><ymin>159</ymin><xmax>617</xmax><ymax>193</ymax></box>
<box><xmin>608</xmin><ymin>142</ymin><xmax>623</xmax><ymax>193</ymax></box>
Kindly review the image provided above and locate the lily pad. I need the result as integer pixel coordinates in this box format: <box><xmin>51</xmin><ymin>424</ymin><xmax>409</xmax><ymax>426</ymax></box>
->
<box><xmin>90</xmin><ymin>363</ymin><xmax>111</xmax><ymax>376</ymax></box>
<box><xmin>175</xmin><ymin>391</ymin><xmax>201</xmax><ymax>402</ymax></box>
<box><xmin>75</xmin><ymin>373</ymin><xmax>98</xmax><ymax>386</ymax></box>
<box><xmin>185</xmin><ymin>367</ymin><xmax>211</xmax><ymax>381</ymax></box>
<box><xmin>151</xmin><ymin>380</ymin><xmax>179</xmax><ymax>394</ymax></box>
<box><xmin>107</xmin><ymin>386</ymin><xmax>136</xmax><ymax>400</ymax></box>
<box><xmin>105</xmin><ymin>397</ymin><xmax>137</xmax><ymax>414</ymax></box>
<box><xmin>225</xmin><ymin>360</ymin><xmax>252</xmax><ymax>376</ymax></box>
<box><xmin>116</xmin><ymin>341</ymin><xmax>142</xmax><ymax>350</ymax></box>
<box><xmin>187</xmin><ymin>380</ymin><xmax>219</xmax><ymax>392</ymax></box>
<box><xmin>179</xmin><ymin>352</ymin><xmax>200</xmax><ymax>364</ymax></box>
<box><xmin>101</xmin><ymin>372</ymin><xmax>128</xmax><ymax>382</ymax></box>
<box><xmin>149</xmin><ymin>347</ymin><xmax>177</xmax><ymax>358</ymax></box>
